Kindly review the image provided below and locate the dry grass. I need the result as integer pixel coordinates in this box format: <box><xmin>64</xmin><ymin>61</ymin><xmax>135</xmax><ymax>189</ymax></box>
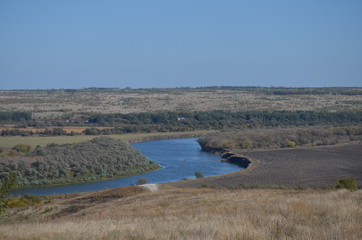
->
<box><xmin>0</xmin><ymin>186</ymin><xmax>361</xmax><ymax>240</ymax></box>
<box><xmin>0</xmin><ymin>130</ymin><xmax>214</xmax><ymax>148</ymax></box>
<box><xmin>1</xmin><ymin>89</ymin><xmax>361</xmax><ymax>119</ymax></box>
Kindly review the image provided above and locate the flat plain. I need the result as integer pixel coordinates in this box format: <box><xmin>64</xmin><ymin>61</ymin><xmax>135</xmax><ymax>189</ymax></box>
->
<box><xmin>1</xmin><ymin>88</ymin><xmax>362</xmax><ymax>119</ymax></box>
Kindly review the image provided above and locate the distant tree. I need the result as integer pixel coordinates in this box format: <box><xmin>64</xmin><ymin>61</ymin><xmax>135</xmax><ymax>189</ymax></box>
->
<box><xmin>137</xmin><ymin>177</ymin><xmax>147</xmax><ymax>185</ymax></box>
<box><xmin>195</xmin><ymin>172</ymin><xmax>204</xmax><ymax>178</ymax></box>
<box><xmin>84</xmin><ymin>128</ymin><xmax>101</xmax><ymax>135</ymax></box>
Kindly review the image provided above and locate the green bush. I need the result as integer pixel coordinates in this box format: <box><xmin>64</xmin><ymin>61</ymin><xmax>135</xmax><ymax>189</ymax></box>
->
<box><xmin>0</xmin><ymin>172</ymin><xmax>17</xmax><ymax>214</ymax></box>
<box><xmin>137</xmin><ymin>177</ymin><xmax>147</xmax><ymax>185</ymax></box>
<box><xmin>8</xmin><ymin>194</ymin><xmax>42</xmax><ymax>208</ymax></box>
<box><xmin>336</xmin><ymin>178</ymin><xmax>357</xmax><ymax>191</ymax></box>
<box><xmin>195</xmin><ymin>172</ymin><xmax>204</xmax><ymax>178</ymax></box>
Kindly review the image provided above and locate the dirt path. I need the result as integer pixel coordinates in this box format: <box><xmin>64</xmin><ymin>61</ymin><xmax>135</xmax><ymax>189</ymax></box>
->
<box><xmin>140</xmin><ymin>184</ymin><xmax>159</xmax><ymax>192</ymax></box>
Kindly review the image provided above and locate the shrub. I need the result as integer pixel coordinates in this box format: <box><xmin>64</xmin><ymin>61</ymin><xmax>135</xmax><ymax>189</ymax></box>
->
<box><xmin>8</xmin><ymin>194</ymin><xmax>42</xmax><ymax>208</ymax></box>
<box><xmin>12</xmin><ymin>144</ymin><xmax>31</xmax><ymax>153</ymax></box>
<box><xmin>195</xmin><ymin>172</ymin><xmax>204</xmax><ymax>178</ymax></box>
<box><xmin>137</xmin><ymin>177</ymin><xmax>147</xmax><ymax>185</ymax></box>
<box><xmin>336</xmin><ymin>178</ymin><xmax>357</xmax><ymax>191</ymax></box>
<box><xmin>287</xmin><ymin>141</ymin><xmax>297</xmax><ymax>148</ymax></box>
<box><xmin>0</xmin><ymin>172</ymin><xmax>17</xmax><ymax>214</ymax></box>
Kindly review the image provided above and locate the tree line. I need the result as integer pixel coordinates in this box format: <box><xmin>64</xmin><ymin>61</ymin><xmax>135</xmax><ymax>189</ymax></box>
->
<box><xmin>1</xmin><ymin>110</ymin><xmax>362</xmax><ymax>136</ymax></box>
<box><xmin>0</xmin><ymin>112</ymin><xmax>32</xmax><ymax>123</ymax></box>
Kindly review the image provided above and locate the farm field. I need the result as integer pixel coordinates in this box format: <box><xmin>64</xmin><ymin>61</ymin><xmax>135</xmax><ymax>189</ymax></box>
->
<box><xmin>173</xmin><ymin>143</ymin><xmax>362</xmax><ymax>189</ymax></box>
<box><xmin>0</xmin><ymin>185</ymin><xmax>361</xmax><ymax>240</ymax></box>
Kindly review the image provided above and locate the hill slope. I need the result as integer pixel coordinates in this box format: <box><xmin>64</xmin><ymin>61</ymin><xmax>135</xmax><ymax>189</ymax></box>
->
<box><xmin>0</xmin><ymin>186</ymin><xmax>361</xmax><ymax>240</ymax></box>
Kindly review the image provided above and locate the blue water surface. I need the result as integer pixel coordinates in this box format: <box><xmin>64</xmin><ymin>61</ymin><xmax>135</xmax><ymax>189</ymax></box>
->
<box><xmin>10</xmin><ymin>138</ymin><xmax>242</xmax><ymax>196</ymax></box>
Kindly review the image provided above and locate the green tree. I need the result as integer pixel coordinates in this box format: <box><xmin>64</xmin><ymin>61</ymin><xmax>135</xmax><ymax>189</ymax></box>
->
<box><xmin>336</xmin><ymin>178</ymin><xmax>357</xmax><ymax>191</ymax></box>
<box><xmin>0</xmin><ymin>172</ymin><xmax>17</xmax><ymax>214</ymax></box>
<box><xmin>195</xmin><ymin>172</ymin><xmax>204</xmax><ymax>178</ymax></box>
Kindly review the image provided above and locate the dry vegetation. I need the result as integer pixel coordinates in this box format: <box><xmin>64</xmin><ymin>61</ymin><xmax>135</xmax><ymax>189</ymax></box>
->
<box><xmin>0</xmin><ymin>186</ymin><xmax>361</xmax><ymax>240</ymax></box>
<box><xmin>1</xmin><ymin>88</ymin><xmax>361</xmax><ymax>119</ymax></box>
<box><xmin>0</xmin><ymin>130</ymin><xmax>214</xmax><ymax>149</ymax></box>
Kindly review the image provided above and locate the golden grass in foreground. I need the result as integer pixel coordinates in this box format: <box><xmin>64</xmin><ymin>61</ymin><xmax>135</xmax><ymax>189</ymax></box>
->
<box><xmin>0</xmin><ymin>187</ymin><xmax>361</xmax><ymax>240</ymax></box>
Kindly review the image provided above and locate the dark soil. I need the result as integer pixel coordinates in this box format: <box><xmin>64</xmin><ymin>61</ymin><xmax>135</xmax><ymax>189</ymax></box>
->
<box><xmin>173</xmin><ymin>143</ymin><xmax>362</xmax><ymax>189</ymax></box>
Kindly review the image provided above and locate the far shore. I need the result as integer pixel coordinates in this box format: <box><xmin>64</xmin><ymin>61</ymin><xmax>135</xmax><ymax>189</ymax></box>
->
<box><xmin>0</xmin><ymin>130</ymin><xmax>217</xmax><ymax>149</ymax></box>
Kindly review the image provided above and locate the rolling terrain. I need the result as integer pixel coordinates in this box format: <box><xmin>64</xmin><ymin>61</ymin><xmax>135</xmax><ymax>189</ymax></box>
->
<box><xmin>0</xmin><ymin>185</ymin><xmax>361</xmax><ymax>240</ymax></box>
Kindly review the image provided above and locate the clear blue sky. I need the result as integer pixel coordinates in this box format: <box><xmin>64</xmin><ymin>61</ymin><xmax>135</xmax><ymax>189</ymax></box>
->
<box><xmin>1</xmin><ymin>0</ymin><xmax>361</xmax><ymax>89</ymax></box>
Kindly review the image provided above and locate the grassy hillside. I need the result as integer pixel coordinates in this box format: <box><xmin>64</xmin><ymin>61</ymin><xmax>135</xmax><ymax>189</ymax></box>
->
<box><xmin>0</xmin><ymin>186</ymin><xmax>361</xmax><ymax>240</ymax></box>
<box><xmin>0</xmin><ymin>137</ymin><xmax>160</xmax><ymax>187</ymax></box>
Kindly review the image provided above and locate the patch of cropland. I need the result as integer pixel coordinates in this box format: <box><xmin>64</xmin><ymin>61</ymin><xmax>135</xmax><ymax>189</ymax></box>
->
<box><xmin>174</xmin><ymin>143</ymin><xmax>362</xmax><ymax>189</ymax></box>
<box><xmin>0</xmin><ymin>137</ymin><xmax>159</xmax><ymax>187</ymax></box>
<box><xmin>0</xmin><ymin>186</ymin><xmax>361</xmax><ymax>240</ymax></box>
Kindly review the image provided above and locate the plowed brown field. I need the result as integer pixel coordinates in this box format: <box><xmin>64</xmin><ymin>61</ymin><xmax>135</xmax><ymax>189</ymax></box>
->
<box><xmin>173</xmin><ymin>143</ymin><xmax>362</xmax><ymax>189</ymax></box>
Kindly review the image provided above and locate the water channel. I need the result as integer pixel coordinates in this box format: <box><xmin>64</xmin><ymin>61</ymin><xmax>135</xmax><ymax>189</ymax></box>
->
<box><xmin>10</xmin><ymin>138</ymin><xmax>242</xmax><ymax>196</ymax></box>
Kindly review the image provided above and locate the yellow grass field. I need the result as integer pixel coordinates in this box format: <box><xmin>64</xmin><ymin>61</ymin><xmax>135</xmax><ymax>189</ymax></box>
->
<box><xmin>0</xmin><ymin>130</ymin><xmax>215</xmax><ymax>148</ymax></box>
<box><xmin>0</xmin><ymin>186</ymin><xmax>361</xmax><ymax>240</ymax></box>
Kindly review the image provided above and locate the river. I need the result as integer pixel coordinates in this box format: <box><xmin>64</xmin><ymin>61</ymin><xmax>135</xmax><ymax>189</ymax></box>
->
<box><xmin>10</xmin><ymin>138</ymin><xmax>242</xmax><ymax>196</ymax></box>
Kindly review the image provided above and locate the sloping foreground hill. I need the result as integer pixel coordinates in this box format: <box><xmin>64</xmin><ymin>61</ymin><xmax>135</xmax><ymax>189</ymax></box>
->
<box><xmin>0</xmin><ymin>186</ymin><xmax>361</xmax><ymax>239</ymax></box>
<box><xmin>0</xmin><ymin>137</ymin><xmax>159</xmax><ymax>187</ymax></box>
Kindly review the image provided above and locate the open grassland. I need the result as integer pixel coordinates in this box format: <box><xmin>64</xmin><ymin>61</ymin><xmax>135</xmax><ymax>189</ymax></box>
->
<box><xmin>0</xmin><ymin>186</ymin><xmax>361</xmax><ymax>240</ymax></box>
<box><xmin>174</xmin><ymin>143</ymin><xmax>362</xmax><ymax>189</ymax></box>
<box><xmin>1</xmin><ymin>88</ymin><xmax>362</xmax><ymax>119</ymax></box>
<box><xmin>0</xmin><ymin>130</ymin><xmax>214</xmax><ymax>148</ymax></box>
